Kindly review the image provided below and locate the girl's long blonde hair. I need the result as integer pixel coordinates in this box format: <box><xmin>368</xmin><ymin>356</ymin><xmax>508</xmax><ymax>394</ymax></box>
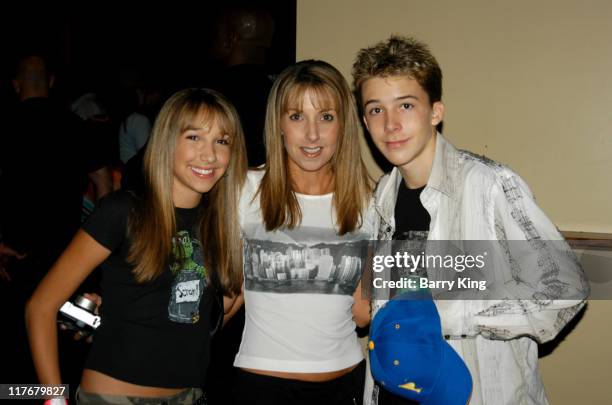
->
<box><xmin>259</xmin><ymin>60</ymin><xmax>372</xmax><ymax>235</ymax></box>
<box><xmin>128</xmin><ymin>88</ymin><xmax>246</xmax><ymax>295</ymax></box>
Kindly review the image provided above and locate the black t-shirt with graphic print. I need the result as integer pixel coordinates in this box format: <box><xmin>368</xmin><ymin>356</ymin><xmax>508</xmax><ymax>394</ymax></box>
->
<box><xmin>393</xmin><ymin>182</ymin><xmax>430</xmax><ymax>239</ymax></box>
<box><xmin>391</xmin><ymin>182</ymin><xmax>430</xmax><ymax>281</ymax></box>
<box><xmin>82</xmin><ymin>191</ymin><xmax>220</xmax><ymax>388</ymax></box>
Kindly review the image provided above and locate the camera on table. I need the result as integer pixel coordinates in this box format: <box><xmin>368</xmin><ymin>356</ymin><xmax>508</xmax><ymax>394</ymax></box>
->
<box><xmin>58</xmin><ymin>295</ymin><xmax>101</xmax><ymax>335</ymax></box>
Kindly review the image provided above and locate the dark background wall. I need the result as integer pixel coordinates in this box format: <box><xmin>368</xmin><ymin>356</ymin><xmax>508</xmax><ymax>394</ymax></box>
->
<box><xmin>0</xmin><ymin>1</ymin><xmax>296</xmax><ymax>105</ymax></box>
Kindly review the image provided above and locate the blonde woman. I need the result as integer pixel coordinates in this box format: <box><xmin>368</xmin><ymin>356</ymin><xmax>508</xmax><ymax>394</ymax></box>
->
<box><xmin>26</xmin><ymin>88</ymin><xmax>247</xmax><ymax>404</ymax></box>
<box><xmin>233</xmin><ymin>60</ymin><xmax>374</xmax><ymax>405</ymax></box>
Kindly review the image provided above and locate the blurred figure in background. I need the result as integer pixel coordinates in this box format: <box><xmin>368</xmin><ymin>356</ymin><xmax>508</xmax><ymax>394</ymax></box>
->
<box><xmin>0</xmin><ymin>51</ymin><xmax>111</xmax><ymax>383</ymax></box>
<box><xmin>210</xmin><ymin>5</ymin><xmax>276</xmax><ymax>168</ymax></box>
<box><xmin>117</xmin><ymin>86</ymin><xmax>151</xmax><ymax>164</ymax></box>
<box><xmin>118</xmin><ymin>82</ymin><xmax>164</xmax><ymax>196</ymax></box>
<box><xmin>69</xmin><ymin>78</ymin><xmax>121</xmax><ymax>220</ymax></box>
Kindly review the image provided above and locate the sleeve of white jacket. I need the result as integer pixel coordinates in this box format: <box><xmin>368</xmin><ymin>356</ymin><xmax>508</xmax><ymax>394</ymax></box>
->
<box><xmin>436</xmin><ymin>170</ymin><xmax>589</xmax><ymax>342</ymax></box>
<box><xmin>467</xmin><ymin>172</ymin><xmax>589</xmax><ymax>342</ymax></box>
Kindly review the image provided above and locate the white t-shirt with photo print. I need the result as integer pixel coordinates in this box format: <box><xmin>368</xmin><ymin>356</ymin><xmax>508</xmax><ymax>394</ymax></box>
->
<box><xmin>234</xmin><ymin>170</ymin><xmax>375</xmax><ymax>373</ymax></box>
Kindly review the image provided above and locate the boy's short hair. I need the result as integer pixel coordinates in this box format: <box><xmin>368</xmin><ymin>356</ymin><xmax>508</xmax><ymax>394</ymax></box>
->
<box><xmin>352</xmin><ymin>35</ymin><xmax>443</xmax><ymax>105</ymax></box>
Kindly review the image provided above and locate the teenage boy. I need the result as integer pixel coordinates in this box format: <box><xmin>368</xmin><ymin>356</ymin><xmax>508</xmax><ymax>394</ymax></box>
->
<box><xmin>352</xmin><ymin>36</ymin><xmax>589</xmax><ymax>405</ymax></box>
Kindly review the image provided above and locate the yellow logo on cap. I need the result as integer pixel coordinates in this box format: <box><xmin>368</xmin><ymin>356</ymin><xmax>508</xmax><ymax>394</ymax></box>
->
<box><xmin>368</xmin><ymin>341</ymin><xmax>375</xmax><ymax>350</ymax></box>
<box><xmin>399</xmin><ymin>382</ymin><xmax>422</xmax><ymax>394</ymax></box>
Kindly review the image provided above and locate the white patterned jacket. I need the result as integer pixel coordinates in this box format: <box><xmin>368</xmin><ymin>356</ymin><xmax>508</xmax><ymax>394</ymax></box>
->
<box><xmin>364</xmin><ymin>134</ymin><xmax>589</xmax><ymax>405</ymax></box>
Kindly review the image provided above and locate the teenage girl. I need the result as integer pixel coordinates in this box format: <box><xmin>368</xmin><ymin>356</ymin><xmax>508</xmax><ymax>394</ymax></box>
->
<box><xmin>26</xmin><ymin>88</ymin><xmax>247</xmax><ymax>404</ymax></box>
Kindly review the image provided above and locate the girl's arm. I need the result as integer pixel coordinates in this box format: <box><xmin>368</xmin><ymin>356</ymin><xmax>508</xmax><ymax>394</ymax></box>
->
<box><xmin>222</xmin><ymin>287</ymin><xmax>244</xmax><ymax>326</ymax></box>
<box><xmin>25</xmin><ymin>230</ymin><xmax>111</xmax><ymax>384</ymax></box>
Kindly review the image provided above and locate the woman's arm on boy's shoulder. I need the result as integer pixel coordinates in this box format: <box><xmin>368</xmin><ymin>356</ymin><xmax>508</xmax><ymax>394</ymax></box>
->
<box><xmin>25</xmin><ymin>230</ymin><xmax>111</xmax><ymax>384</ymax></box>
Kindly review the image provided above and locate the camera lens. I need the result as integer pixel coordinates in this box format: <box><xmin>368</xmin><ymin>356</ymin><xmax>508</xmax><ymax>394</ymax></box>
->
<box><xmin>74</xmin><ymin>295</ymin><xmax>96</xmax><ymax>312</ymax></box>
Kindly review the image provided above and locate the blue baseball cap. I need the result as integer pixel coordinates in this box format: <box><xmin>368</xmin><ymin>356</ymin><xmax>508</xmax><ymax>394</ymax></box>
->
<box><xmin>368</xmin><ymin>291</ymin><xmax>472</xmax><ymax>404</ymax></box>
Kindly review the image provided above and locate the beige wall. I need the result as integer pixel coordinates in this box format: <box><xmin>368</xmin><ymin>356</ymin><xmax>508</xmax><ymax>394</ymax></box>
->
<box><xmin>297</xmin><ymin>1</ymin><xmax>612</xmax><ymax>403</ymax></box>
<box><xmin>297</xmin><ymin>0</ymin><xmax>612</xmax><ymax>234</ymax></box>
<box><xmin>538</xmin><ymin>248</ymin><xmax>612</xmax><ymax>404</ymax></box>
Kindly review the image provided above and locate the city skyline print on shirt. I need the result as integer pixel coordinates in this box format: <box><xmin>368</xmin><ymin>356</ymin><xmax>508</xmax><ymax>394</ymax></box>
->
<box><xmin>243</xmin><ymin>236</ymin><xmax>369</xmax><ymax>295</ymax></box>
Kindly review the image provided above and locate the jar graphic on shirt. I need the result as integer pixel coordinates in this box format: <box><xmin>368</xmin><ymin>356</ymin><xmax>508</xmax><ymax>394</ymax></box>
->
<box><xmin>168</xmin><ymin>231</ymin><xmax>206</xmax><ymax>323</ymax></box>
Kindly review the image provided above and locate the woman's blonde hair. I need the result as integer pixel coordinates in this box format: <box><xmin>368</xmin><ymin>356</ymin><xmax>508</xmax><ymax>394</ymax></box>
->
<box><xmin>128</xmin><ymin>88</ymin><xmax>246</xmax><ymax>295</ymax></box>
<box><xmin>259</xmin><ymin>60</ymin><xmax>372</xmax><ymax>235</ymax></box>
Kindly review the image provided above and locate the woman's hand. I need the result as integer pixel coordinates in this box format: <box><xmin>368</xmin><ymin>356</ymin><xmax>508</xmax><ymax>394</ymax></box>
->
<box><xmin>222</xmin><ymin>287</ymin><xmax>245</xmax><ymax>326</ymax></box>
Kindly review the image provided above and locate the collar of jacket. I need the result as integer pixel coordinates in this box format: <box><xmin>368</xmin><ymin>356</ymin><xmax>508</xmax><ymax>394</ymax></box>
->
<box><xmin>374</xmin><ymin>133</ymin><xmax>461</xmax><ymax>226</ymax></box>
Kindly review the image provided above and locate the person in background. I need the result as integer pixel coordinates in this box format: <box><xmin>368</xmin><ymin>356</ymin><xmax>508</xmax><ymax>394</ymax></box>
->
<box><xmin>209</xmin><ymin>4</ymin><xmax>276</xmax><ymax>167</ymax></box>
<box><xmin>118</xmin><ymin>87</ymin><xmax>152</xmax><ymax>164</ymax></box>
<box><xmin>0</xmin><ymin>52</ymin><xmax>112</xmax><ymax>382</ymax></box>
